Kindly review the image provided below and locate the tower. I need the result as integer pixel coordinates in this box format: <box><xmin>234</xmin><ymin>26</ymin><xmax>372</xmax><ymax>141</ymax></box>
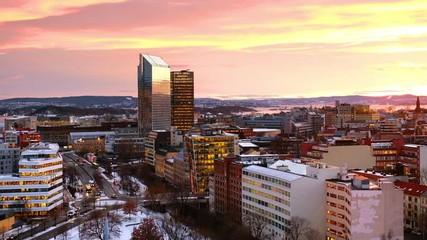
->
<box><xmin>137</xmin><ymin>54</ymin><xmax>171</xmax><ymax>137</ymax></box>
<box><xmin>171</xmin><ymin>70</ymin><xmax>194</xmax><ymax>132</ymax></box>
<box><xmin>414</xmin><ymin>96</ymin><xmax>423</xmax><ymax>120</ymax></box>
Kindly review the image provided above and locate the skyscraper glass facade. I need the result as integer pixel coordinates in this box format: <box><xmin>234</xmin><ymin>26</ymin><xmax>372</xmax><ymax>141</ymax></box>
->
<box><xmin>171</xmin><ymin>70</ymin><xmax>194</xmax><ymax>132</ymax></box>
<box><xmin>138</xmin><ymin>54</ymin><xmax>171</xmax><ymax>136</ymax></box>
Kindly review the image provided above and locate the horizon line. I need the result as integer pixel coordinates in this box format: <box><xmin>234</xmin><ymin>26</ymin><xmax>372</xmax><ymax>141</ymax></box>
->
<box><xmin>0</xmin><ymin>93</ymin><xmax>425</xmax><ymax>101</ymax></box>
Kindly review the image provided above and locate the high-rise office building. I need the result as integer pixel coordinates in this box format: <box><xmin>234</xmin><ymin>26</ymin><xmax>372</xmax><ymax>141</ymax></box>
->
<box><xmin>171</xmin><ymin>70</ymin><xmax>194</xmax><ymax>132</ymax></box>
<box><xmin>184</xmin><ymin>127</ymin><xmax>239</xmax><ymax>193</ymax></box>
<box><xmin>137</xmin><ymin>54</ymin><xmax>171</xmax><ymax>137</ymax></box>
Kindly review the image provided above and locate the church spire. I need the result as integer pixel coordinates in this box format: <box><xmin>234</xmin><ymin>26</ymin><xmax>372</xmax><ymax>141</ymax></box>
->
<box><xmin>416</xmin><ymin>96</ymin><xmax>421</xmax><ymax>112</ymax></box>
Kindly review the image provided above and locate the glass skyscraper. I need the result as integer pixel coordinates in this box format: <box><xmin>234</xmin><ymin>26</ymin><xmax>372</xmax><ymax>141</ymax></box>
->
<box><xmin>171</xmin><ymin>70</ymin><xmax>194</xmax><ymax>132</ymax></box>
<box><xmin>138</xmin><ymin>54</ymin><xmax>171</xmax><ymax>137</ymax></box>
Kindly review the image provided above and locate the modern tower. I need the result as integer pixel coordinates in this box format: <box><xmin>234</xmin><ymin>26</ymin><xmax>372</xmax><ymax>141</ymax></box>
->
<box><xmin>137</xmin><ymin>54</ymin><xmax>171</xmax><ymax>137</ymax></box>
<box><xmin>171</xmin><ymin>70</ymin><xmax>194</xmax><ymax>132</ymax></box>
<box><xmin>184</xmin><ymin>126</ymin><xmax>239</xmax><ymax>193</ymax></box>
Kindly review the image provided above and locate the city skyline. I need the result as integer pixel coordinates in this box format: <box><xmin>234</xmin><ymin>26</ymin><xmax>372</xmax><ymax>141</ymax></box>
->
<box><xmin>1</xmin><ymin>0</ymin><xmax>427</xmax><ymax>99</ymax></box>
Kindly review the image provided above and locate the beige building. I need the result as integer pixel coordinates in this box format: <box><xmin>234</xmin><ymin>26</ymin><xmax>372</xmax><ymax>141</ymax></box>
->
<box><xmin>309</xmin><ymin>144</ymin><xmax>376</xmax><ymax>170</ymax></box>
<box><xmin>326</xmin><ymin>174</ymin><xmax>403</xmax><ymax>240</ymax></box>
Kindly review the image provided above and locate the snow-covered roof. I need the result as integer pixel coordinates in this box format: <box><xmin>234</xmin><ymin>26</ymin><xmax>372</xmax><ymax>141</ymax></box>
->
<box><xmin>239</xmin><ymin>142</ymin><xmax>258</xmax><ymax>148</ymax></box>
<box><xmin>244</xmin><ymin>165</ymin><xmax>303</xmax><ymax>182</ymax></box>
<box><xmin>22</xmin><ymin>143</ymin><xmax>59</xmax><ymax>155</ymax></box>
<box><xmin>269</xmin><ymin>160</ymin><xmax>307</xmax><ymax>175</ymax></box>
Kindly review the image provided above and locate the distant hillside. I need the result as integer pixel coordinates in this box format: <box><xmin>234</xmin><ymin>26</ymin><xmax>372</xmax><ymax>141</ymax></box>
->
<box><xmin>0</xmin><ymin>94</ymin><xmax>425</xmax><ymax>112</ymax></box>
<box><xmin>7</xmin><ymin>105</ymin><xmax>136</xmax><ymax>116</ymax></box>
<box><xmin>195</xmin><ymin>106</ymin><xmax>255</xmax><ymax>115</ymax></box>
<box><xmin>0</xmin><ymin>96</ymin><xmax>137</xmax><ymax>109</ymax></box>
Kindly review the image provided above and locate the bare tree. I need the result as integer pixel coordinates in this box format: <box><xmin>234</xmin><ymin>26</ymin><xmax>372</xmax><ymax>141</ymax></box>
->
<box><xmin>288</xmin><ymin>216</ymin><xmax>310</xmax><ymax>240</ymax></box>
<box><xmin>93</xmin><ymin>171</ymin><xmax>104</xmax><ymax>189</ymax></box>
<box><xmin>81</xmin><ymin>210</ymin><xmax>123</xmax><ymax>240</ymax></box>
<box><xmin>160</xmin><ymin>214</ymin><xmax>192</xmax><ymax>240</ymax></box>
<box><xmin>131</xmin><ymin>217</ymin><xmax>163</xmax><ymax>240</ymax></box>
<box><xmin>380</xmin><ymin>229</ymin><xmax>397</xmax><ymax>240</ymax></box>
<box><xmin>82</xmin><ymin>195</ymin><xmax>97</xmax><ymax>209</ymax></box>
<box><xmin>242</xmin><ymin>213</ymin><xmax>273</xmax><ymax>240</ymax></box>
<box><xmin>191</xmin><ymin>231</ymin><xmax>210</xmax><ymax>240</ymax></box>
<box><xmin>123</xmin><ymin>199</ymin><xmax>138</xmax><ymax>219</ymax></box>
<box><xmin>59</xmin><ymin>224</ymin><xmax>69</xmax><ymax>240</ymax></box>
<box><xmin>121</xmin><ymin>176</ymin><xmax>140</xmax><ymax>196</ymax></box>
<box><xmin>304</xmin><ymin>228</ymin><xmax>322</xmax><ymax>240</ymax></box>
<box><xmin>168</xmin><ymin>186</ymin><xmax>191</xmax><ymax>214</ymax></box>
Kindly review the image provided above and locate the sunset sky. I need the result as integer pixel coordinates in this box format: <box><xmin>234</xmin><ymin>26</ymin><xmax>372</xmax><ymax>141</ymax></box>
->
<box><xmin>1</xmin><ymin>0</ymin><xmax>427</xmax><ymax>99</ymax></box>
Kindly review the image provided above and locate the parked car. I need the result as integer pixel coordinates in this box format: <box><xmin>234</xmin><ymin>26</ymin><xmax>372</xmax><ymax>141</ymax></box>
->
<box><xmin>412</xmin><ymin>230</ymin><xmax>422</xmax><ymax>236</ymax></box>
<box><xmin>111</xmin><ymin>194</ymin><xmax>117</xmax><ymax>198</ymax></box>
<box><xmin>67</xmin><ymin>210</ymin><xmax>76</xmax><ymax>218</ymax></box>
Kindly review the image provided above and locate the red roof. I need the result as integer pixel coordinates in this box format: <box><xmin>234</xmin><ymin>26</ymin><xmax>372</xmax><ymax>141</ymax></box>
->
<box><xmin>394</xmin><ymin>180</ymin><xmax>427</xmax><ymax>196</ymax></box>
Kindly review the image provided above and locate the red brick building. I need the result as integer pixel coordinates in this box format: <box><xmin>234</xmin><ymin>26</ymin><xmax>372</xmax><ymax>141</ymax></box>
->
<box><xmin>214</xmin><ymin>157</ymin><xmax>243</xmax><ymax>223</ymax></box>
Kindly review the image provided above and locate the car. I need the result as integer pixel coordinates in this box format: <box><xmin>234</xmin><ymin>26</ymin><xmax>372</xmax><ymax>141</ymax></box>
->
<box><xmin>111</xmin><ymin>194</ymin><xmax>117</xmax><ymax>198</ymax></box>
<box><xmin>83</xmin><ymin>202</ymin><xmax>88</xmax><ymax>207</ymax></box>
<box><xmin>67</xmin><ymin>210</ymin><xmax>76</xmax><ymax>218</ymax></box>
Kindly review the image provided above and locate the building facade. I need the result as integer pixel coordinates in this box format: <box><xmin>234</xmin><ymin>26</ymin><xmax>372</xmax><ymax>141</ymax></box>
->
<box><xmin>242</xmin><ymin>162</ymin><xmax>340</xmax><ymax>239</ymax></box>
<box><xmin>138</xmin><ymin>54</ymin><xmax>171</xmax><ymax>137</ymax></box>
<box><xmin>0</xmin><ymin>143</ymin><xmax>63</xmax><ymax>217</ymax></box>
<box><xmin>184</xmin><ymin>128</ymin><xmax>239</xmax><ymax>193</ymax></box>
<box><xmin>171</xmin><ymin>70</ymin><xmax>194</xmax><ymax>132</ymax></box>
<box><xmin>0</xmin><ymin>144</ymin><xmax>20</xmax><ymax>174</ymax></box>
<box><xmin>326</xmin><ymin>176</ymin><xmax>404</xmax><ymax>240</ymax></box>
<box><xmin>394</xmin><ymin>180</ymin><xmax>427</xmax><ymax>232</ymax></box>
<box><xmin>214</xmin><ymin>157</ymin><xmax>244</xmax><ymax>223</ymax></box>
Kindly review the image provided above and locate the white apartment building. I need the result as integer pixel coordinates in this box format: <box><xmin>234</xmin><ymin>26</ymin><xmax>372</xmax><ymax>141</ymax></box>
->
<box><xmin>326</xmin><ymin>174</ymin><xmax>403</xmax><ymax>240</ymax></box>
<box><xmin>0</xmin><ymin>143</ymin><xmax>63</xmax><ymax>217</ymax></box>
<box><xmin>242</xmin><ymin>161</ymin><xmax>340</xmax><ymax>239</ymax></box>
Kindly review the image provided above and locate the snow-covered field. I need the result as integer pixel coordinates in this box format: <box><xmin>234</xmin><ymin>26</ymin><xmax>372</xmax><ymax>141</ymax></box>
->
<box><xmin>49</xmin><ymin>200</ymin><xmax>157</xmax><ymax>240</ymax></box>
<box><xmin>47</xmin><ymin>200</ymin><xmax>205</xmax><ymax>240</ymax></box>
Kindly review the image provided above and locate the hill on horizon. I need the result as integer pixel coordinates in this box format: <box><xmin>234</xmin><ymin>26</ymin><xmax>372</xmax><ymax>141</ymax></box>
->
<box><xmin>0</xmin><ymin>94</ymin><xmax>425</xmax><ymax>110</ymax></box>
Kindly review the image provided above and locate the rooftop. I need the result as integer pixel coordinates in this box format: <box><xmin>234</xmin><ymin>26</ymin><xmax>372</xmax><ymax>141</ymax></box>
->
<box><xmin>269</xmin><ymin>160</ymin><xmax>307</xmax><ymax>175</ymax></box>
<box><xmin>244</xmin><ymin>165</ymin><xmax>303</xmax><ymax>182</ymax></box>
<box><xmin>394</xmin><ymin>180</ymin><xmax>427</xmax><ymax>196</ymax></box>
<box><xmin>22</xmin><ymin>143</ymin><xmax>59</xmax><ymax>156</ymax></box>
<box><xmin>141</xmin><ymin>54</ymin><xmax>169</xmax><ymax>67</ymax></box>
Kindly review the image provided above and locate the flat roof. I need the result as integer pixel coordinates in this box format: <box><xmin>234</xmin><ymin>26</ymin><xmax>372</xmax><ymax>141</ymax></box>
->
<box><xmin>244</xmin><ymin>165</ymin><xmax>303</xmax><ymax>182</ymax></box>
<box><xmin>22</xmin><ymin>143</ymin><xmax>59</xmax><ymax>155</ymax></box>
<box><xmin>252</xmin><ymin>128</ymin><xmax>280</xmax><ymax>132</ymax></box>
<box><xmin>269</xmin><ymin>160</ymin><xmax>307</xmax><ymax>175</ymax></box>
<box><xmin>239</xmin><ymin>142</ymin><xmax>258</xmax><ymax>147</ymax></box>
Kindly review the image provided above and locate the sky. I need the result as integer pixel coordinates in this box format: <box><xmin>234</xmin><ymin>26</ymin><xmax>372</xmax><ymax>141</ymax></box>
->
<box><xmin>1</xmin><ymin>0</ymin><xmax>427</xmax><ymax>100</ymax></box>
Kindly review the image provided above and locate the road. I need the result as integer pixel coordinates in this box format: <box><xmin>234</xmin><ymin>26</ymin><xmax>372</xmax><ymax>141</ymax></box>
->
<box><xmin>62</xmin><ymin>152</ymin><xmax>118</xmax><ymax>199</ymax></box>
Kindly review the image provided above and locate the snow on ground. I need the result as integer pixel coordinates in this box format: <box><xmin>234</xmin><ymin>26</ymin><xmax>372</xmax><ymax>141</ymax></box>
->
<box><xmin>109</xmin><ymin>171</ymin><xmax>147</xmax><ymax>197</ymax></box>
<box><xmin>45</xmin><ymin>199</ymin><xmax>208</xmax><ymax>240</ymax></box>
<box><xmin>48</xmin><ymin>204</ymin><xmax>164</xmax><ymax>240</ymax></box>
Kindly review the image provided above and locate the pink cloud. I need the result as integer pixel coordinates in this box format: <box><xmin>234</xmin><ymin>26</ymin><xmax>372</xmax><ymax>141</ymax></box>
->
<box><xmin>4</xmin><ymin>0</ymin><xmax>272</xmax><ymax>32</ymax></box>
<box><xmin>0</xmin><ymin>0</ymin><xmax>29</xmax><ymax>8</ymax></box>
